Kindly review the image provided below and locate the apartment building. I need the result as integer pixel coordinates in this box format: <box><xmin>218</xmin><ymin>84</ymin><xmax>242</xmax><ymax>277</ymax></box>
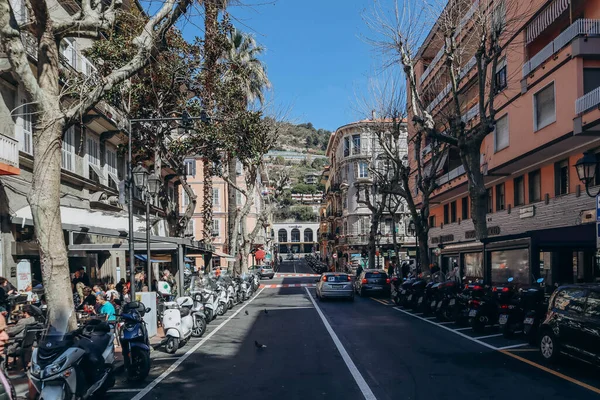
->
<box><xmin>412</xmin><ymin>0</ymin><xmax>600</xmax><ymax>286</ymax></box>
<box><xmin>0</xmin><ymin>0</ymin><xmax>203</xmax><ymax>287</ymax></box>
<box><xmin>182</xmin><ymin>159</ymin><xmax>272</xmax><ymax>270</ymax></box>
<box><xmin>321</xmin><ymin>119</ymin><xmax>415</xmax><ymax>269</ymax></box>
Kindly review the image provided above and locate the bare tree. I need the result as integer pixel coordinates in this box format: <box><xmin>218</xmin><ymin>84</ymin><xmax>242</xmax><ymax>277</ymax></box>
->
<box><xmin>367</xmin><ymin>0</ymin><xmax>527</xmax><ymax>242</ymax></box>
<box><xmin>0</xmin><ymin>0</ymin><xmax>193</xmax><ymax>328</ymax></box>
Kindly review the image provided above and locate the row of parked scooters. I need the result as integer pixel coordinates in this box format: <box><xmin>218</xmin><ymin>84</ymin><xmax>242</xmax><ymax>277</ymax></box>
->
<box><xmin>392</xmin><ymin>272</ymin><xmax>549</xmax><ymax>344</ymax></box>
<box><xmin>26</xmin><ymin>270</ymin><xmax>262</xmax><ymax>400</ymax></box>
<box><xmin>305</xmin><ymin>255</ymin><xmax>329</xmax><ymax>274</ymax></box>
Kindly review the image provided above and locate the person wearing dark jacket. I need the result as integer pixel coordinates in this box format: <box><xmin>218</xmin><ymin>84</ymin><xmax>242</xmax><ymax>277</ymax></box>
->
<box><xmin>0</xmin><ymin>314</ymin><xmax>16</xmax><ymax>399</ymax></box>
<box><xmin>77</xmin><ymin>287</ymin><xmax>96</xmax><ymax>311</ymax></box>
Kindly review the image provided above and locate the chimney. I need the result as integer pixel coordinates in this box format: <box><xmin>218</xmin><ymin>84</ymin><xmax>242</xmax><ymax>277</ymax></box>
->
<box><xmin>371</xmin><ymin>110</ymin><xmax>376</xmax><ymax>120</ymax></box>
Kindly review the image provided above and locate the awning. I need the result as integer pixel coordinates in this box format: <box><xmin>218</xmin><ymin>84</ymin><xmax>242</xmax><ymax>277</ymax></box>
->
<box><xmin>526</xmin><ymin>0</ymin><xmax>569</xmax><ymax>44</ymax></box>
<box><xmin>134</xmin><ymin>254</ymin><xmax>170</xmax><ymax>263</ymax></box>
<box><xmin>212</xmin><ymin>250</ymin><xmax>236</xmax><ymax>260</ymax></box>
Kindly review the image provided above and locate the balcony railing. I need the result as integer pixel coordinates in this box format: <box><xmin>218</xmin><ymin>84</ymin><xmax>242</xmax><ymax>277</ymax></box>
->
<box><xmin>576</xmin><ymin>86</ymin><xmax>600</xmax><ymax>114</ymax></box>
<box><xmin>0</xmin><ymin>133</ymin><xmax>19</xmax><ymax>169</ymax></box>
<box><xmin>436</xmin><ymin>164</ymin><xmax>466</xmax><ymax>186</ymax></box>
<box><xmin>523</xmin><ymin>19</ymin><xmax>600</xmax><ymax>77</ymax></box>
<box><xmin>426</xmin><ymin>55</ymin><xmax>477</xmax><ymax>113</ymax></box>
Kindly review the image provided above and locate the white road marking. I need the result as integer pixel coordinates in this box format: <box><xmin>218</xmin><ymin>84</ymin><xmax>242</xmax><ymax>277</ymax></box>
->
<box><xmin>306</xmin><ymin>288</ymin><xmax>377</xmax><ymax>400</ymax></box>
<box><xmin>454</xmin><ymin>327</ymin><xmax>472</xmax><ymax>331</ymax></box>
<box><xmin>393</xmin><ymin>307</ymin><xmax>497</xmax><ymax>350</ymax></box>
<box><xmin>424</xmin><ymin>316</ymin><xmax>436</xmax><ymax>320</ymax></box>
<box><xmin>153</xmin><ymin>357</ymin><xmax>181</xmax><ymax>361</ymax></box>
<box><xmin>131</xmin><ymin>288</ymin><xmax>266</xmax><ymax>400</ymax></box>
<box><xmin>438</xmin><ymin>321</ymin><xmax>454</xmax><ymax>325</ymax></box>
<box><xmin>498</xmin><ymin>343</ymin><xmax>530</xmax><ymax>350</ymax></box>
<box><xmin>474</xmin><ymin>333</ymin><xmax>503</xmax><ymax>340</ymax></box>
<box><xmin>108</xmin><ymin>389</ymin><xmax>141</xmax><ymax>393</ymax></box>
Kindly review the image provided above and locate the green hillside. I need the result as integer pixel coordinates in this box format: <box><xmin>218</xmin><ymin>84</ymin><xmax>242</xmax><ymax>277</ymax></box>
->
<box><xmin>274</xmin><ymin>122</ymin><xmax>332</xmax><ymax>154</ymax></box>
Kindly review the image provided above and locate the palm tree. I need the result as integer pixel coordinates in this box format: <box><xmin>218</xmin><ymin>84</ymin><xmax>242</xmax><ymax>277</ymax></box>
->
<box><xmin>222</xmin><ymin>28</ymin><xmax>271</xmax><ymax>272</ymax></box>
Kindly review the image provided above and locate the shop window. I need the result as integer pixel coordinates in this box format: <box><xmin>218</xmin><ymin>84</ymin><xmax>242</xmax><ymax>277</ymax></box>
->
<box><xmin>429</xmin><ymin>215</ymin><xmax>436</xmax><ymax>228</ymax></box>
<box><xmin>534</xmin><ymin>82</ymin><xmax>555</xmax><ymax>131</ymax></box>
<box><xmin>450</xmin><ymin>201</ymin><xmax>457</xmax><ymax>223</ymax></box>
<box><xmin>490</xmin><ymin>248</ymin><xmax>529</xmax><ymax>285</ymax></box>
<box><xmin>528</xmin><ymin>170</ymin><xmax>541</xmax><ymax>203</ymax></box>
<box><xmin>461</xmin><ymin>197</ymin><xmax>469</xmax><ymax>220</ymax></box>
<box><xmin>514</xmin><ymin>176</ymin><xmax>524</xmax><ymax>206</ymax></box>
<box><xmin>496</xmin><ymin>183</ymin><xmax>505</xmax><ymax>211</ymax></box>
<box><xmin>443</xmin><ymin>204</ymin><xmax>449</xmax><ymax>224</ymax></box>
<box><xmin>553</xmin><ymin>288</ymin><xmax>586</xmax><ymax>315</ymax></box>
<box><xmin>494</xmin><ymin>114</ymin><xmax>509</xmax><ymax>152</ymax></box>
<box><xmin>554</xmin><ymin>159</ymin><xmax>569</xmax><ymax>196</ymax></box>
<box><xmin>463</xmin><ymin>252</ymin><xmax>483</xmax><ymax>281</ymax></box>
<box><xmin>486</xmin><ymin>188</ymin><xmax>493</xmax><ymax>213</ymax></box>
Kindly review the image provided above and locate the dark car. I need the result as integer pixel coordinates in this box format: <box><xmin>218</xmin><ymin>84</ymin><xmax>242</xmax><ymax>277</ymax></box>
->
<box><xmin>354</xmin><ymin>270</ymin><xmax>391</xmax><ymax>297</ymax></box>
<box><xmin>538</xmin><ymin>284</ymin><xmax>600</xmax><ymax>364</ymax></box>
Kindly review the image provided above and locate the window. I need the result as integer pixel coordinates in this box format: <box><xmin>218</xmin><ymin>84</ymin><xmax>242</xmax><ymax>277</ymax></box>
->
<box><xmin>61</xmin><ymin>127</ymin><xmax>75</xmax><ymax>172</ymax></box>
<box><xmin>443</xmin><ymin>204</ymin><xmax>449</xmax><ymax>224</ymax></box>
<box><xmin>490</xmin><ymin>248</ymin><xmax>529</xmax><ymax>285</ymax></box>
<box><xmin>554</xmin><ymin>288</ymin><xmax>587</xmax><ymax>315</ymax></box>
<box><xmin>463</xmin><ymin>253</ymin><xmax>484</xmax><ymax>281</ymax></box>
<box><xmin>429</xmin><ymin>216</ymin><xmax>436</xmax><ymax>228</ymax></box>
<box><xmin>212</xmin><ymin>219</ymin><xmax>220</xmax><ymax>237</ymax></box>
<box><xmin>584</xmin><ymin>68</ymin><xmax>600</xmax><ymax>95</ymax></box>
<box><xmin>19</xmin><ymin>101</ymin><xmax>33</xmax><ymax>154</ymax></box>
<box><xmin>450</xmin><ymin>201</ymin><xmax>457</xmax><ymax>223</ymax></box>
<box><xmin>487</xmin><ymin>188</ymin><xmax>493</xmax><ymax>213</ymax></box>
<box><xmin>87</xmin><ymin>135</ymin><xmax>100</xmax><ymax>166</ymax></box>
<box><xmin>184</xmin><ymin>159</ymin><xmax>196</xmax><ymax>177</ymax></box>
<box><xmin>343</xmin><ymin>196</ymin><xmax>348</xmax><ymax>210</ymax></box>
<box><xmin>554</xmin><ymin>159</ymin><xmax>569</xmax><ymax>196</ymax></box>
<box><xmin>343</xmin><ymin>137</ymin><xmax>350</xmax><ymax>157</ymax></box>
<box><xmin>236</xmin><ymin>160</ymin><xmax>243</xmax><ymax>175</ymax></box>
<box><xmin>291</xmin><ymin>228</ymin><xmax>300</xmax><ymax>242</ymax></box>
<box><xmin>461</xmin><ymin>197</ymin><xmax>469</xmax><ymax>220</ymax></box>
<box><xmin>357</xmin><ymin>162</ymin><xmax>369</xmax><ymax>179</ymax></box>
<box><xmin>534</xmin><ymin>82</ymin><xmax>555</xmax><ymax>131</ymax></box>
<box><xmin>528</xmin><ymin>170</ymin><xmax>541</xmax><ymax>203</ymax></box>
<box><xmin>60</xmin><ymin>38</ymin><xmax>77</xmax><ymax>69</ymax></box>
<box><xmin>304</xmin><ymin>228</ymin><xmax>313</xmax><ymax>242</ymax></box>
<box><xmin>495</xmin><ymin>61</ymin><xmax>507</xmax><ymax>93</ymax></box>
<box><xmin>213</xmin><ymin>188</ymin><xmax>220</xmax><ymax>205</ymax></box>
<box><xmin>105</xmin><ymin>148</ymin><xmax>117</xmax><ymax>175</ymax></box>
<box><xmin>352</xmin><ymin>134</ymin><xmax>361</xmax><ymax>155</ymax></box>
<box><xmin>496</xmin><ymin>183</ymin><xmax>505</xmax><ymax>211</ymax></box>
<box><xmin>585</xmin><ymin>291</ymin><xmax>600</xmax><ymax>318</ymax></box>
<box><xmin>514</xmin><ymin>176</ymin><xmax>525</xmax><ymax>206</ymax></box>
<box><xmin>9</xmin><ymin>0</ymin><xmax>27</xmax><ymax>24</ymax></box>
<box><xmin>181</xmin><ymin>191</ymin><xmax>189</xmax><ymax>213</ymax></box>
<box><xmin>494</xmin><ymin>114</ymin><xmax>509</xmax><ymax>152</ymax></box>
<box><xmin>278</xmin><ymin>229</ymin><xmax>287</xmax><ymax>242</ymax></box>
<box><xmin>236</xmin><ymin>191</ymin><xmax>243</xmax><ymax>206</ymax></box>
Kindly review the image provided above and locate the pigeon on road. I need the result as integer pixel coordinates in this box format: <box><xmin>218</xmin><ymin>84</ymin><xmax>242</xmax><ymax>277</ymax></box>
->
<box><xmin>245</xmin><ymin>310</ymin><xmax>249</xmax><ymax>315</ymax></box>
<box><xmin>255</xmin><ymin>340</ymin><xmax>267</xmax><ymax>349</ymax></box>
<box><xmin>264</xmin><ymin>309</ymin><xmax>268</xmax><ymax>314</ymax></box>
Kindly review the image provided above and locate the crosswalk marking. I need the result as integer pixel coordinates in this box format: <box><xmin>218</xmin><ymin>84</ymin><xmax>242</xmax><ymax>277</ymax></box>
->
<box><xmin>275</xmin><ymin>273</ymin><xmax>320</xmax><ymax>277</ymax></box>
<box><xmin>260</xmin><ymin>283</ymin><xmax>317</xmax><ymax>289</ymax></box>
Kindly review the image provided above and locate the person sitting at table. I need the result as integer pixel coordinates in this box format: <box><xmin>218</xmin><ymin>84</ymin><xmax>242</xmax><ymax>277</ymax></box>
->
<box><xmin>7</xmin><ymin>305</ymin><xmax>36</xmax><ymax>339</ymax></box>
<box><xmin>96</xmin><ymin>294</ymin><xmax>116</xmax><ymax>322</ymax></box>
<box><xmin>77</xmin><ymin>287</ymin><xmax>96</xmax><ymax>312</ymax></box>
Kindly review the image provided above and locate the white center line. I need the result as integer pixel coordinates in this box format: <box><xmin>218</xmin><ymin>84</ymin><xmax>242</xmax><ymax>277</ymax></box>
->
<box><xmin>306</xmin><ymin>287</ymin><xmax>377</xmax><ymax>400</ymax></box>
<box><xmin>498</xmin><ymin>343</ymin><xmax>530</xmax><ymax>350</ymax></box>
<box><xmin>424</xmin><ymin>316</ymin><xmax>436</xmax><ymax>320</ymax></box>
<box><xmin>438</xmin><ymin>321</ymin><xmax>454</xmax><ymax>325</ymax></box>
<box><xmin>108</xmin><ymin>389</ymin><xmax>142</xmax><ymax>393</ymax></box>
<box><xmin>130</xmin><ymin>288</ymin><xmax>266</xmax><ymax>400</ymax></box>
<box><xmin>474</xmin><ymin>333</ymin><xmax>503</xmax><ymax>340</ymax></box>
<box><xmin>454</xmin><ymin>327</ymin><xmax>472</xmax><ymax>331</ymax></box>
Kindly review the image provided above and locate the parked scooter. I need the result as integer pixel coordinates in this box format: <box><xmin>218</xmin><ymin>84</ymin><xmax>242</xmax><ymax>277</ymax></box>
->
<box><xmin>522</xmin><ymin>278</ymin><xmax>548</xmax><ymax>344</ymax></box>
<box><xmin>497</xmin><ymin>277</ymin><xmax>522</xmax><ymax>338</ymax></box>
<box><xmin>29</xmin><ymin>318</ymin><xmax>116</xmax><ymax>399</ymax></box>
<box><xmin>118</xmin><ymin>301</ymin><xmax>151</xmax><ymax>381</ymax></box>
<box><xmin>160</xmin><ymin>296</ymin><xmax>195</xmax><ymax>354</ymax></box>
<box><xmin>190</xmin><ymin>275</ymin><xmax>218</xmax><ymax>323</ymax></box>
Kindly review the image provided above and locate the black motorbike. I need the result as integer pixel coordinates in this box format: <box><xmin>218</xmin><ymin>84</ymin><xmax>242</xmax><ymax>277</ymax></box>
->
<box><xmin>118</xmin><ymin>301</ymin><xmax>151</xmax><ymax>381</ymax></box>
<box><xmin>452</xmin><ymin>281</ymin><xmax>485</xmax><ymax>326</ymax></box>
<box><xmin>522</xmin><ymin>278</ymin><xmax>548</xmax><ymax>344</ymax></box>
<box><xmin>407</xmin><ymin>278</ymin><xmax>427</xmax><ymax>310</ymax></box>
<box><xmin>434</xmin><ymin>280</ymin><xmax>461</xmax><ymax>321</ymax></box>
<box><xmin>496</xmin><ymin>277</ymin><xmax>522</xmax><ymax>338</ymax></box>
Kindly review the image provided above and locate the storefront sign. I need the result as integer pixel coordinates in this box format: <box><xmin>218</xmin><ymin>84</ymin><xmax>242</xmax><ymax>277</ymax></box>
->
<box><xmin>431</xmin><ymin>234</ymin><xmax>454</xmax><ymax>244</ymax></box>
<box><xmin>16</xmin><ymin>260</ymin><xmax>31</xmax><ymax>291</ymax></box>
<box><xmin>465</xmin><ymin>226</ymin><xmax>501</xmax><ymax>239</ymax></box>
<box><xmin>519</xmin><ymin>205</ymin><xmax>535</xmax><ymax>219</ymax></box>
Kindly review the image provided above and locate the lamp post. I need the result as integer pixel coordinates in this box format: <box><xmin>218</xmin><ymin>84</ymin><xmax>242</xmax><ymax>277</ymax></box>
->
<box><xmin>408</xmin><ymin>219</ymin><xmax>418</xmax><ymax>271</ymax></box>
<box><xmin>575</xmin><ymin>151</ymin><xmax>600</xmax><ymax>198</ymax></box>
<box><xmin>376</xmin><ymin>230</ymin><xmax>382</xmax><ymax>269</ymax></box>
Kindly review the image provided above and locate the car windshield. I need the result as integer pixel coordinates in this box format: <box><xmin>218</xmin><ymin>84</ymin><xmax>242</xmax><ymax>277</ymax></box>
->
<box><xmin>324</xmin><ymin>275</ymin><xmax>349</xmax><ymax>282</ymax></box>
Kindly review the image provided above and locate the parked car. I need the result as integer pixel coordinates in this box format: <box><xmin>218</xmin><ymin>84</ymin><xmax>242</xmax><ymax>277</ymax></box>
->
<box><xmin>539</xmin><ymin>284</ymin><xmax>600</xmax><ymax>364</ymax></box>
<box><xmin>255</xmin><ymin>265</ymin><xmax>274</xmax><ymax>279</ymax></box>
<box><xmin>354</xmin><ymin>270</ymin><xmax>391</xmax><ymax>298</ymax></box>
<box><xmin>315</xmin><ymin>273</ymin><xmax>354</xmax><ymax>301</ymax></box>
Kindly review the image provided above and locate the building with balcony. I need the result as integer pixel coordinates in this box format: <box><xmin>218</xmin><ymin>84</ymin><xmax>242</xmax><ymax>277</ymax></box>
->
<box><xmin>0</xmin><ymin>0</ymin><xmax>207</xmax><ymax>289</ymax></box>
<box><xmin>412</xmin><ymin>0</ymin><xmax>600</xmax><ymax>287</ymax></box>
<box><xmin>320</xmin><ymin>118</ymin><xmax>414</xmax><ymax>269</ymax></box>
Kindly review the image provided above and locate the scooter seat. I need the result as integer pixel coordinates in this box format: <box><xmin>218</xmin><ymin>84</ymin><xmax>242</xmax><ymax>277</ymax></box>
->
<box><xmin>180</xmin><ymin>307</ymin><xmax>191</xmax><ymax>317</ymax></box>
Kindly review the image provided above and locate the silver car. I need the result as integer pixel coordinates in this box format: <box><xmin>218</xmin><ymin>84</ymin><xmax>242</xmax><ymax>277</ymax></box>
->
<box><xmin>315</xmin><ymin>273</ymin><xmax>354</xmax><ymax>301</ymax></box>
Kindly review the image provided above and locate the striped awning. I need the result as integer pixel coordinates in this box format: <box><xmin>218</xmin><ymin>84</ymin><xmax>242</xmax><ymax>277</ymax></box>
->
<box><xmin>526</xmin><ymin>0</ymin><xmax>570</xmax><ymax>44</ymax></box>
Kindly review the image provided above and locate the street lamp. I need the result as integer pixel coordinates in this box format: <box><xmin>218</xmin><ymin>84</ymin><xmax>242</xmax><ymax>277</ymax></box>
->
<box><xmin>376</xmin><ymin>230</ymin><xmax>382</xmax><ymax>269</ymax></box>
<box><xmin>575</xmin><ymin>151</ymin><xmax>599</xmax><ymax>197</ymax></box>
<box><xmin>407</xmin><ymin>219</ymin><xmax>418</xmax><ymax>271</ymax></box>
<box><xmin>132</xmin><ymin>162</ymin><xmax>161</xmax><ymax>290</ymax></box>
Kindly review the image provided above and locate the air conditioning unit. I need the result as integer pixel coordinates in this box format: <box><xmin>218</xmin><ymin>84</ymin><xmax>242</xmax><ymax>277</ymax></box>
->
<box><xmin>581</xmin><ymin>210</ymin><xmax>596</xmax><ymax>224</ymax></box>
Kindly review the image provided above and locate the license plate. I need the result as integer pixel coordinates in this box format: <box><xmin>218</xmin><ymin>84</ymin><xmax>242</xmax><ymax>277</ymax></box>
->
<box><xmin>524</xmin><ymin>317</ymin><xmax>534</xmax><ymax>325</ymax></box>
<box><xmin>418</xmin><ymin>297</ymin><xmax>423</xmax><ymax>304</ymax></box>
<box><xmin>331</xmin><ymin>285</ymin><xmax>343</xmax><ymax>290</ymax></box>
<box><xmin>431</xmin><ymin>300</ymin><xmax>437</xmax><ymax>308</ymax></box>
<box><xmin>449</xmin><ymin>299</ymin><xmax>456</xmax><ymax>306</ymax></box>
<box><xmin>469</xmin><ymin>309</ymin><xmax>477</xmax><ymax>317</ymax></box>
<box><xmin>401</xmin><ymin>289</ymin><xmax>406</xmax><ymax>294</ymax></box>
<box><xmin>407</xmin><ymin>295</ymin><xmax>412</xmax><ymax>301</ymax></box>
<box><xmin>371</xmin><ymin>286</ymin><xmax>382</xmax><ymax>290</ymax></box>
<box><xmin>499</xmin><ymin>314</ymin><xmax>508</xmax><ymax>325</ymax></box>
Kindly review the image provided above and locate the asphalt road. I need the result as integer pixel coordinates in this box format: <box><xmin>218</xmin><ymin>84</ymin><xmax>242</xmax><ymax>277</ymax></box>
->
<box><xmin>109</xmin><ymin>259</ymin><xmax>600</xmax><ymax>400</ymax></box>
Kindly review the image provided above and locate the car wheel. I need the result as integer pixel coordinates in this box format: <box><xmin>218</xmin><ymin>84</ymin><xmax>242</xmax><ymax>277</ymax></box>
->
<box><xmin>540</xmin><ymin>331</ymin><xmax>559</xmax><ymax>362</ymax></box>
<box><xmin>270</xmin><ymin>276</ymin><xmax>274</xmax><ymax>280</ymax></box>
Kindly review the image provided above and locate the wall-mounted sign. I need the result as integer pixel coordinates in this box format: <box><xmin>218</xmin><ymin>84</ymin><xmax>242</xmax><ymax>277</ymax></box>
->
<box><xmin>16</xmin><ymin>260</ymin><xmax>31</xmax><ymax>291</ymax></box>
<box><xmin>465</xmin><ymin>226</ymin><xmax>501</xmax><ymax>239</ymax></box>
<box><xmin>431</xmin><ymin>234</ymin><xmax>454</xmax><ymax>244</ymax></box>
<box><xmin>519</xmin><ymin>205</ymin><xmax>535</xmax><ymax>219</ymax></box>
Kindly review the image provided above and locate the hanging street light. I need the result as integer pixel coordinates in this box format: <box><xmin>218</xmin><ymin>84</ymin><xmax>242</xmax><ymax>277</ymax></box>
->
<box><xmin>575</xmin><ymin>151</ymin><xmax>599</xmax><ymax>197</ymax></box>
<box><xmin>132</xmin><ymin>162</ymin><xmax>149</xmax><ymax>191</ymax></box>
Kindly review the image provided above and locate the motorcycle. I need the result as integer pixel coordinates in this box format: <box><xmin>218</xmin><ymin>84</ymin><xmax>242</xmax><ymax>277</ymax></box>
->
<box><xmin>161</xmin><ymin>296</ymin><xmax>195</xmax><ymax>354</ymax></box>
<box><xmin>434</xmin><ymin>279</ymin><xmax>461</xmax><ymax>322</ymax></box>
<box><xmin>522</xmin><ymin>278</ymin><xmax>548</xmax><ymax>344</ymax></box>
<box><xmin>496</xmin><ymin>277</ymin><xmax>522</xmax><ymax>338</ymax></box>
<box><xmin>190</xmin><ymin>275</ymin><xmax>218</xmax><ymax>323</ymax></box>
<box><xmin>29</xmin><ymin>318</ymin><xmax>116</xmax><ymax>399</ymax></box>
<box><xmin>215</xmin><ymin>282</ymin><xmax>229</xmax><ymax>317</ymax></box>
<box><xmin>118</xmin><ymin>301</ymin><xmax>151</xmax><ymax>382</ymax></box>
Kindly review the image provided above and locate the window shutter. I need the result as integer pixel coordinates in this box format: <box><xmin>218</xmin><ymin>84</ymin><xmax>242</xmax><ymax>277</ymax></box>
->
<box><xmin>495</xmin><ymin>114</ymin><xmax>509</xmax><ymax>151</ymax></box>
<box><xmin>535</xmin><ymin>83</ymin><xmax>555</xmax><ymax>130</ymax></box>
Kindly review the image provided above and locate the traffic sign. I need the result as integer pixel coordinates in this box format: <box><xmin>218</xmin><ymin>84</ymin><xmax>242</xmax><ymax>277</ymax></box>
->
<box><xmin>596</xmin><ymin>194</ymin><xmax>600</xmax><ymax>221</ymax></box>
<box><xmin>597</xmin><ymin>222</ymin><xmax>600</xmax><ymax>248</ymax></box>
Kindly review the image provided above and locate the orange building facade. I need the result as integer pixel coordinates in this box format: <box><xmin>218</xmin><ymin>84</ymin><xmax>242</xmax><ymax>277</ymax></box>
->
<box><xmin>411</xmin><ymin>0</ymin><xmax>600</xmax><ymax>286</ymax></box>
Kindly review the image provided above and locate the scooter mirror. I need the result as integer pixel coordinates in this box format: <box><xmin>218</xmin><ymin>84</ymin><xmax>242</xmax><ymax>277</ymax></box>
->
<box><xmin>508</xmin><ymin>277</ymin><xmax>514</xmax><ymax>282</ymax></box>
<box><xmin>537</xmin><ymin>278</ymin><xmax>544</xmax><ymax>283</ymax></box>
<box><xmin>145</xmin><ymin>308</ymin><xmax>151</xmax><ymax>313</ymax></box>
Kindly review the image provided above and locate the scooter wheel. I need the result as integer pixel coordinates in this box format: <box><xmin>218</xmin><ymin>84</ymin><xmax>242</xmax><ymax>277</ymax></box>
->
<box><xmin>502</xmin><ymin>323</ymin><xmax>514</xmax><ymax>339</ymax></box>
<box><xmin>191</xmin><ymin>315</ymin><xmax>206</xmax><ymax>338</ymax></box>
<box><xmin>228</xmin><ymin>300</ymin><xmax>233</xmax><ymax>310</ymax></box>
<box><xmin>217</xmin><ymin>303</ymin><xmax>226</xmax><ymax>316</ymax></box>
<box><xmin>127</xmin><ymin>347</ymin><xmax>150</xmax><ymax>382</ymax></box>
<box><xmin>165</xmin><ymin>337</ymin><xmax>179</xmax><ymax>354</ymax></box>
<box><xmin>471</xmin><ymin>317</ymin><xmax>486</xmax><ymax>333</ymax></box>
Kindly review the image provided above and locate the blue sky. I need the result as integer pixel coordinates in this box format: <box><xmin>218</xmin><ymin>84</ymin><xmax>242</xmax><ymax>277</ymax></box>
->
<box><xmin>180</xmin><ymin>0</ymin><xmax>383</xmax><ymax>132</ymax></box>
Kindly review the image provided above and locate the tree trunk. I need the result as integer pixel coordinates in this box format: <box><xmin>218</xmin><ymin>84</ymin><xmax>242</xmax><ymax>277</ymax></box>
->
<box><xmin>29</xmin><ymin>30</ymin><xmax>76</xmax><ymax>329</ymax></box>
<box><xmin>417</xmin><ymin>229</ymin><xmax>430</xmax><ymax>275</ymax></box>
<box><xmin>391</xmin><ymin>215</ymin><xmax>399</xmax><ymax>266</ymax></box>
<box><xmin>462</xmin><ymin>144</ymin><xmax>488</xmax><ymax>241</ymax></box>
<box><xmin>202</xmin><ymin>158</ymin><xmax>213</xmax><ymax>270</ymax></box>
<box><xmin>368</xmin><ymin>216</ymin><xmax>379</xmax><ymax>269</ymax></box>
<box><xmin>226</xmin><ymin>154</ymin><xmax>237</xmax><ymax>273</ymax></box>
